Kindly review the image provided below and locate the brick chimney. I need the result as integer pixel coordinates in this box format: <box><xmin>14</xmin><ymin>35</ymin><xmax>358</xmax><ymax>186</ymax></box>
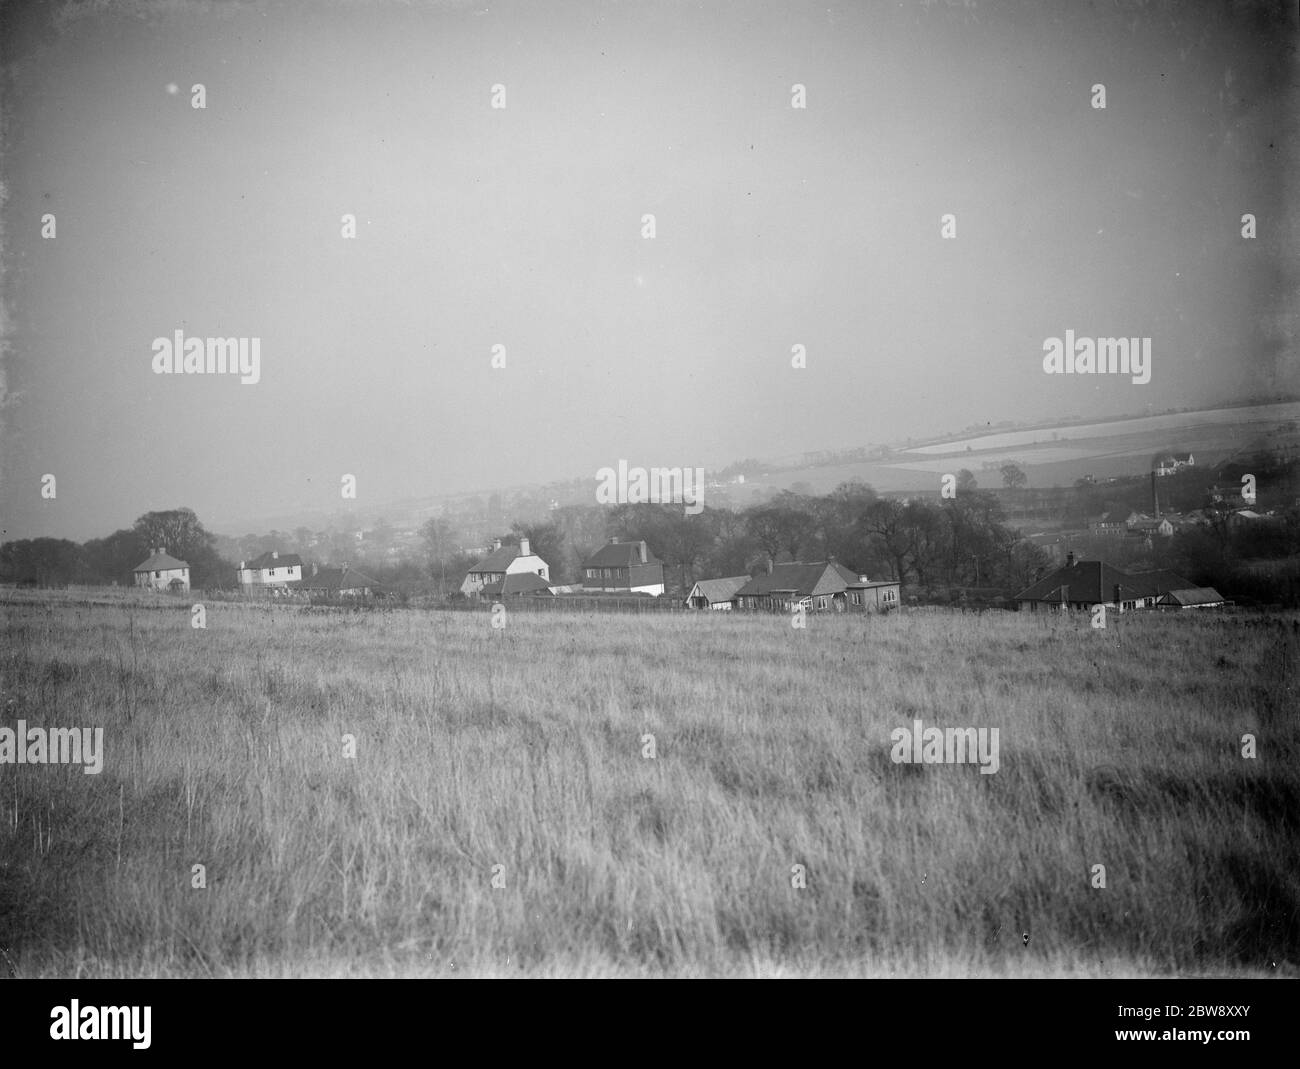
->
<box><xmin>519</xmin><ymin>537</ymin><xmax>530</xmax><ymax>556</ymax></box>
<box><xmin>312</xmin><ymin>563</ymin><xmax>318</xmax><ymax>576</ymax></box>
<box><xmin>639</xmin><ymin>540</ymin><xmax>647</xmax><ymax>563</ymax></box>
<box><xmin>1114</xmin><ymin>583</ymin><xmax>1122</xmax><ymax>610</ymax></box>
<box><xmin>610</xmin><ymin>536</ymin><xmax>620</xmax><ymax>544</ymax></box>
<box><xmin>1066</xmin><ymin>551</ymin><xmax>1076</xmax><ymax>568</ymax></box>
<box><xmin>272</xmin><ymin>550</ymin><xmax>279</xmax><ymax>560</ymax></box>
<box><xmin>492</xmin><ymin>538</ymin><xmax>502</xmax><ymax>551</ymax></box>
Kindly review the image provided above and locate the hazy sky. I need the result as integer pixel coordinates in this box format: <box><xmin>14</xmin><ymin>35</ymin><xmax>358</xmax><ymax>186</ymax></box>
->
<box><xmin>1</xmin><ymin>0</ymin><xmax>1295</xmax><ymax>540</ymax></box>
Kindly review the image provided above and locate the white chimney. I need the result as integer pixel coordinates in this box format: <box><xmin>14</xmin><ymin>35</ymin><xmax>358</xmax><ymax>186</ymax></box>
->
<box><xmin>272</xmin><ymin>551</ymin><xmax>279</xmax><ymax>560</ymax></box>
<box><xmin>610</xmin><ymin>536</ymin><xmax>620</xmax><ymax>544</ymax></box>
<box><xmin>639</xmin><ymin>540</ymin><xmax>647</xmax><ymax>563</ymax></box>
<box><xmin>519</xmin><ymin>537</ymin><xmax>530</xmax><ymax>556</ymax></box>
<box><xmin>493</xmin><ymin>538</ymin><xmax>502</xmax><ymax>551</ymax></box>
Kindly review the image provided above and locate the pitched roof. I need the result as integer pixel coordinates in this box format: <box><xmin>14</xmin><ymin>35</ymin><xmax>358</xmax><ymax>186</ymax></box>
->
<box><xmin>1158</xmin><ymin>587</ymin><xmax>1225</xmax><ymax>606</ymax></box>
<box><xmin>688</xmin><ymin>576</ymin><xmax>751</xmax><ymax>603</ymax></box>
<box><xmin>735</xmin><ymin>561</ymin><xmax>860</xmax><ymax>599</ymax></box>
<box><xmin>583</xmin><ymin>540</ymin><xmax>662</xmax><ymax>568</ymax></box>
<box><xmin>1127</xmin><ymin>569</ymin><xmax>1195</xmax><ymax>596</ymax></box>
<box><xmin>479</xmin><ymin>572</ymin><xmax>553</xmax><ymax>597</ymax></box>
<box><xmin>242</xmin><ymin>551</ymin><xmax>304</xmax><ymax>570</ymax></box>
<box><xmin>1014</xmin><ymin>559</ymin><xmax>1161</xmax><ymax>603</ymax></box>
<box><xmin>134</xmin><ymin>551</ymin><xmax>189</xmax><ymax>572</ymax></box>
<box><xmin>297</xmin><ymin>565</ymin><xmax>380</xmax><ymax>592</ymax></box>
<box><xmin>467</xmin><ymin>544</ymin><xmax>526</xmax><ymax>572</ymax></box>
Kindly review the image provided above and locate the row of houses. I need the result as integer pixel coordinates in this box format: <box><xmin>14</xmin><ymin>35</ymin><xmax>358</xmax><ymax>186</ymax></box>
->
<box><xmin>1015</xmin><ymin>552</ymin><xmax>1225</xmax><ymax>611</ymax></box>
<box><xmin>131</xmin><ymin>538</ymin><xmax>1225</xmax><ymax>616</ymax></box>
<box><xmin>131</xmin><ymin>548</ymin><xmax>381</xmax><ymax>596</ymax></box>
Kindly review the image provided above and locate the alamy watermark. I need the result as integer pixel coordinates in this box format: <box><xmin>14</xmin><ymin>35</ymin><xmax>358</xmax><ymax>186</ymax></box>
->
<box><xmin>890</xmin><ymin>718</ymin><xmax>999</xmax><ymax>774</ymax></box>
<box><xmin>1042</xmin><ymin>331</ymin><xmax>1150</xmax><ymax>385</ymax></box>
<box><xmin>595</xmin><ymin>460</ymin><xmax>704</xmax><ymax>515</ymax></box>
<box><xmin>151</xmin><ymin>330</ymin><xmax>261</xmax><ymax>384</ymax></box>
<box><xmin>0</xmin><ymin>722</ymin><xmax>103</xmax><ymax>774</ymax></box>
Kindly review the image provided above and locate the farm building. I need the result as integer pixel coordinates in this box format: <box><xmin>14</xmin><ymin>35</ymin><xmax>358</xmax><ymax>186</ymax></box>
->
<box><xmin>1015</xmin><ymin>553</ymin><xmax>1222</xmax><ymax>612</ymax></box>
<box><xmin>733</xmin><ymin>561</ymin><xmax>900</xmax><ymax>613</ymax></box>
<box><xmin>237</xmin><ymin>550</ymin><xmax>304</xmax><ymax>590</ymax></box>
<box><xmin>581</xmin><ymin>538</ymin><xmax>665</xmax><ymax>595</ymax></box>
<box><xmin>460</xmin><ymin>537</ymin><xmax>551</xmax><ymax>598</ymax></box>
<box><xmin>684</xmin><ymin>575</ymin><xmax>750</xmax><ymax>610</ymax></box>
<box><xmin>133</xmin><ymin>548</ymin><xmax>190</xmax><ymax>592</ymax></box>
<box><xmin>297</xmin><ymin>563</ymin><xmax>381</xmax><ymax>597</ymax></box>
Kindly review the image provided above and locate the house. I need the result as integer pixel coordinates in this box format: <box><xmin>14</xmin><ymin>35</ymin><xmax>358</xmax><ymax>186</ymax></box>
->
<box><xmin>684</xmin><ymin>575</ymin><xmax>750</xmax><ymax>610</ymax></box>
<box><xmin>1155</xmin><ymin>453</ymin><xmax>1194</xmax><ymax>476</ymax></box>
<box><xmin>460</xmin><ymin>537</ymin><xmax>551</xmax><ymax>598</ymax></box>
<box><xmin>479</xmin><ymin>572</ymin><xmax>553</xmax><ymax>598</ymax></box>
<box><xmin>297</xmin><ymin>563</ymin><xmax>380</xmax><ymax>597</ymax></box>
<box><xmin>581</xmin><ymin>538</ymin><xmax>665</xmax><ymax>595</ymax></box>
<box><xmin>1087</xmin><ymin>511</ymin><xmax>1128</xmax><ymax>535</ymax></box>
<box><xmin>1014</xmin><ymin>553</ymin><xmax>1207</xmax><ymax>612</ymax></box>
<box><xmin>733</xmin><ymin>561</ymin><xmax>899</xmax><ymax>613</ymax></box>
<box><xmin>133</xmin><ymin>548</ymin><xmax>190</xmax><ymax>592</ymax></box>
<box><xmin>1126</xmin><ymin>514</ymin><xmax>1175</xmax><ymax>538</ymax></box>
<box><xmin>1156</xmin><ymin>587</ymin><xmax>1227</xmax><ymax>608</ymax></box>
<box><xmin>237</xmin><ymin>550</ymin><xmax>304</xmax><ymax>590</ymax></box>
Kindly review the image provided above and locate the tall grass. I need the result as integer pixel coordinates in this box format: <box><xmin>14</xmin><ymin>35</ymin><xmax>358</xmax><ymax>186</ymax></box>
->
<box><xmin>0</xmin><ymin>591</ymin><xmax>1296</xmax><ymax>976</ymax></box>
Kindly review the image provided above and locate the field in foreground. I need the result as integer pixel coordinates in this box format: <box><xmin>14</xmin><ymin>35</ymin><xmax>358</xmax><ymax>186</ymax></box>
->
<box><xmin>1</xmin><ymin>591</ymin><xmax>1297</xmax><ymax>977</ymax></box>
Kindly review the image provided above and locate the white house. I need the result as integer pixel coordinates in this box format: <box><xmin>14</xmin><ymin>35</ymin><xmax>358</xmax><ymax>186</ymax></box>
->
<box><xmin>461</xmin><ymin>537</ymin><xmax>551</xmax><ymax>597</ymax></box>
<box><xmin>237</xmin><ymin>551</ymin><xmax>304</xmax><ymax>590</ymax></box>
<box><xmin>133</xmin><ymin>548</ymin><xmax>190</xmax><ymax>592</ymax></box>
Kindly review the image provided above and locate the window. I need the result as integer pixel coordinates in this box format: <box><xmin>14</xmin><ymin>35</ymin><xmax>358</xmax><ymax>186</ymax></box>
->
<box><xmin>154</xmin><ymin>571</ymin><xmax>161</xmax><ymax>578</ymax></box>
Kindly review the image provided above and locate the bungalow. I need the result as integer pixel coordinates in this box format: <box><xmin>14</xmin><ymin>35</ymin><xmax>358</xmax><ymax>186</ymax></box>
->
<box><xmin>237</xmin><ymin>550</ymin><xmax>304</xmax><ymax>590</ymax></box>
<box><xmin>733</xmin><ymin>561</ymin><xmax>899</xmax><ymax>613</ymax></box>
<box><xmin>1156</xmin><ymin>587</ymin><xmax>1227</xmax><ymax>609</ymax></box>
<box><xmin>1014</xmin><ymin>553</ymin><xmax>1208</xmax><ymax>612</ymax></box>
<box><xmin>133</xmin><ymin>548</ymin><xmax>190</xmax><ymax>592</ymax></box>
<box><xmin>479</xmin><ymin>572</ymin><xmax>553</xmax><ymax>598</ymax></box>
<box><xmin>684</xmin><ymin>575</ymin><xmax>750</xmax><ymax>610</ymax></box>
<box><xmin>297</xmin><ymin>563</ymin><xmax>380</xmax><ymax>597</ymax></box>
<box><xmin>581</xmin><ymin>538</ymin><xmax>665</xmax><ymax>595</ymax></box>
<box><xmin>460</xmin><ymin>537</ymin><xmax>551</xmax><ymax>598</ymax></box>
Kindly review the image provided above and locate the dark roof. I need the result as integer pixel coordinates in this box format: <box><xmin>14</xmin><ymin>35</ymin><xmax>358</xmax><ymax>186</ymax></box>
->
<box><xmin>1158</xmin><ymin>587</ymin><xmax>1225</xmax><ymax>606</ymax></box>
<box><xmin>1127</xmin><ymin>569</ymin><xmax>1195</xmax><ymax>595</ymax></box>
<box><xmin>243</xmin><ymin>551</ymin><xmax>304</xmax><ymax>570</ymax></box>
<box><xmin>479</xmin><ymin>572</ymin><xmax>553</xmax><ymax>597</ymax></box>
<box><xmin>467</xmin><ymin>544</ymin><xmax>525</xmax><ymax>573</ymax></box>
<box><xmin>1015</xmin><ymin>559</ymin><xmax>1160</xmax><ymax>603</ymax></box>
<box><xmin>134</xmin><ymin>551</ymin><xmax>189</xmax><ymax>572</ymax></box>
<box><xmin>298</xmin><ymin>565</ymin><xmax>380</xmax><ymax>592</ymax></box>
<box><xmin>583</xmin><ymin>540</ymin><xmax>662</xmax><ymax>568</ymax></box>
<box><xmin>687</xmin><ymin>576</ymin><xmax>750</xmax><ymax>603</ymax></box>
<box><xmin>735</xmin><ymin>561</ymin><xmax>860</xmax><ymax>599</ymax></box>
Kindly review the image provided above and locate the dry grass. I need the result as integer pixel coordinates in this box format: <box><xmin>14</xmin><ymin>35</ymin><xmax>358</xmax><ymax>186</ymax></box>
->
<box><xmin>1</xmin><ymin>590</ymin><xmax>1296</xmax><ymax>977</ymax></box>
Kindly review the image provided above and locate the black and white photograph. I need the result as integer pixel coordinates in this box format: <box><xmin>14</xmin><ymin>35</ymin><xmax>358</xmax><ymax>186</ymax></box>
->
<box><xmin>0</xmin><ymin>0</ymin><xmax>1296</xmax><ymax>1034</ymax></box>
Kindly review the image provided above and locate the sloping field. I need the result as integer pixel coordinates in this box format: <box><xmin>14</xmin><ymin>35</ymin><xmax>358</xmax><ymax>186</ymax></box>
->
<box><xmin>0</xmin><ymin>592</ymin><xmax>1296</xmax><ymax>977</ymax></box>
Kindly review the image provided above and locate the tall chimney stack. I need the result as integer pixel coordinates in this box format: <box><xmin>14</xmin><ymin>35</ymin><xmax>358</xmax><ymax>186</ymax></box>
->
<box><xmin>639</xmin><ymin>540</ymin><xmax>648</xmax><ymax>563</ymax></box>
<box><xmin>1151</xmin><ymin>470</ymin><xmax>1159</xmax><ymax>518</ymax></box>
<box><xmin>519</xmin><ymin>537</ymin><xmax>530</xmax><ymax>556</ymax></box>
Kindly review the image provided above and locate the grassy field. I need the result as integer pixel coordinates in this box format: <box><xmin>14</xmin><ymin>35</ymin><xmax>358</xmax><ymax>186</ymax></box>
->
<box><xmin>1</xmin><ymin>589</ymin><xmax>1297</xmax><ymax>977</ymax></box>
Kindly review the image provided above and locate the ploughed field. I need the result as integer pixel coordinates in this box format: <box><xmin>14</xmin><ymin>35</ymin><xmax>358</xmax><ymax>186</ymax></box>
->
<box><xmin>1</xmin><ymin>590</ymin><xmax>1296</xmax><ymax>977</ymax></box>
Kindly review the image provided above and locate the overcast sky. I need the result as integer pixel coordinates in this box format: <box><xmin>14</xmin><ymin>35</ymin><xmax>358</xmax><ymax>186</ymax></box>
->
<box><xmin>1</xmin><ymin>0</ymin><xmax>1294</xmax><ymax>541</ymax></box>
